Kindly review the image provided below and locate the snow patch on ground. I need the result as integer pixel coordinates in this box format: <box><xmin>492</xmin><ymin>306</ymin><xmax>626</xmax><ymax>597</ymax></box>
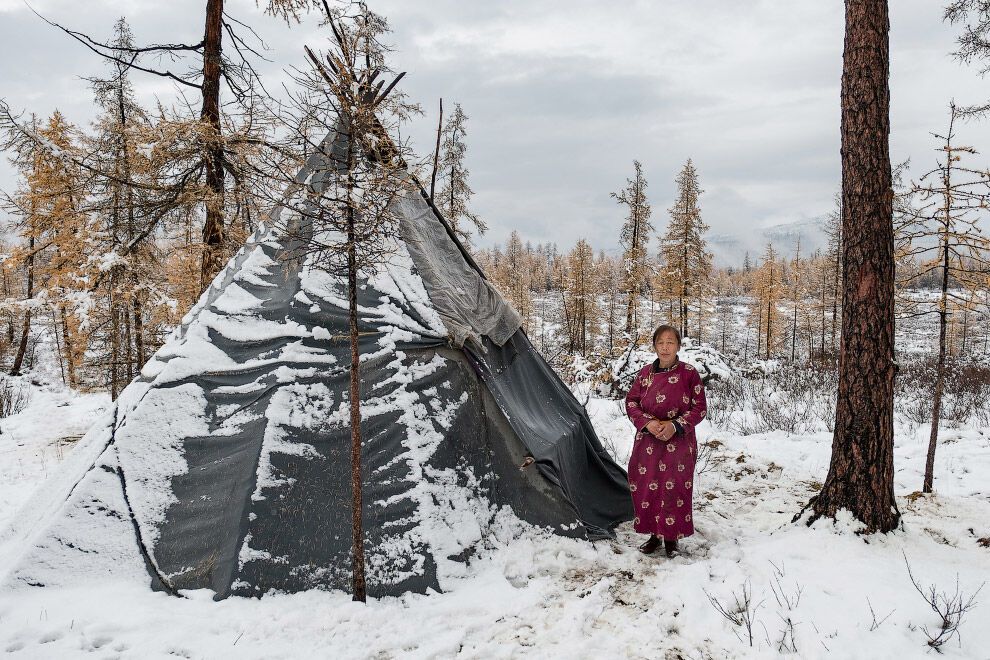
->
<box><xmin>1</xmin><ymin>375</ymin><xmax>988</xmax><ymax>657</ymax></box>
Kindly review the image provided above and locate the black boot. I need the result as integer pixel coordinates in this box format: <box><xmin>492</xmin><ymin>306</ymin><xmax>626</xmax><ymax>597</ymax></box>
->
<box><xmin>664</xmin><ymin>539</ymin><xmax>678</xmax><ymax>557</ymax></box>
<box><xmin>638</xmin><ymin>535</ymin><xmax>661</xmax><ymax>554</ymax></box>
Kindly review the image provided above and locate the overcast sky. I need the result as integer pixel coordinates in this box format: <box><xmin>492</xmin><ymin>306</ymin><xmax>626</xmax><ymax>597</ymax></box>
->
<box><xmin>2</xmin><ymin>0</ymin><xmax>989</xmax><ymax>265</ymax></box>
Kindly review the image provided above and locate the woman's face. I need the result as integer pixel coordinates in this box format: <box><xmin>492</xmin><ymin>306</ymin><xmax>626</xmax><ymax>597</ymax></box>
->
<box><xmin>654</xmin><ymin>332</ymin><xmax>679</xmax><ymax>364</ymax></box>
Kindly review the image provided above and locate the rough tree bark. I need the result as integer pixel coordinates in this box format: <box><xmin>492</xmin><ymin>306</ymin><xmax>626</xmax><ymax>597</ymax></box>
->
<box><xmin>803</xmin><ymin>0</ymin><xmax>900</xmax><ymax>532</ymax></box>
<box><xmin>199</xmin><ymin>0</ymin><xmax>226</xmax><ymax>292</ymax></box>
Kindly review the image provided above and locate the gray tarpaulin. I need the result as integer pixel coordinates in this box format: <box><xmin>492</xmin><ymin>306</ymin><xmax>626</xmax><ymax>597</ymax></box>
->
<box><xmin>4</xmin><ymin>122</ymin><xmax>633</xmax><ymax>600</ymax></box>
<box><xmin>397</xmin><ymin>193</ymin><xmax>522</xmax><ymax>348</ymax></box>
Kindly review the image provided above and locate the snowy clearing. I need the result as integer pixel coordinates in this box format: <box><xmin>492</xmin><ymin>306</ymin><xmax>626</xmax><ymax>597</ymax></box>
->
<box><xmin>0</xmin><ymin>378</ymin><xmax>988</xmax><ymax>659</ymax></box>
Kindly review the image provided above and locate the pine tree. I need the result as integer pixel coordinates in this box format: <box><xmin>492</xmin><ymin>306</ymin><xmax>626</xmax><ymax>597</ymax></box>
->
<box><xmin>613</xmin><ymin>161</ymin><xmax>653</xmax><ymax>335</ymax></box>
<box><xmin>660</xmin><ymin>159</ymin><xmax>713</xmax><ymax>340</ymax></box>
<box><xmin>804</xmin><ymin>0</ymin><xmax>900</xmax><ymax>533</ymax></box>
<box><xmin>436</xmin><ymin>103</ymin><xmax>486</xmax><ymax>246</ymax></box>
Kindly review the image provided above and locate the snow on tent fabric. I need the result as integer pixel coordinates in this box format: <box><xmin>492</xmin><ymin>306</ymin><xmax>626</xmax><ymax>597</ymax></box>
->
<box><xmin>0</xmin><ymin>124</ymin><xmax>633</xmax><ymax>599</ymax></box>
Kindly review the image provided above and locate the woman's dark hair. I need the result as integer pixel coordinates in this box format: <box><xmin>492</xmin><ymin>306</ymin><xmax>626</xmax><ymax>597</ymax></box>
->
<box><xmin>652</xmin><ymin>324</ymin><xmax>681</xmax><ymax>347</ymax></box>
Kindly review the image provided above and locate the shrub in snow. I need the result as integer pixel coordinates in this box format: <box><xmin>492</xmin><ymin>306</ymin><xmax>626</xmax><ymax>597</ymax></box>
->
<box><xmin>0</xmin><ymin>377</ymin><xmax>31</xmax><ymax>418</ymax></box>
<box><xmin>708</xmin><ymin>364</ymin><xmax>838</xmax><ymax>436</ymax></box>
<box><xmin>894</xmin><ymin>358</ymin><xmax>990</xmax><ymax>430</ymax></box>
<box><xmin>584</xmin><ymin>338</ymin><xmax>733</xmax><ymax>401</ymax></box>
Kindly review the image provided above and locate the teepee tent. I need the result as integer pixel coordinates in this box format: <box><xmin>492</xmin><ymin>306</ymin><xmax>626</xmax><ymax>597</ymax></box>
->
<box><xmin>0</xmin><ymin>114</ymin><xmax>633</xmax><ymax>599</ymax></box>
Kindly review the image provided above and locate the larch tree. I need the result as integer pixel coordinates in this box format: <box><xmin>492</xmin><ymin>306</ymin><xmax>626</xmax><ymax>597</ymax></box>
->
<box><xmin>563</xmin><ymin>239</ymin><xmax>598</xmax><ymax>357</ymax></box>
<box><xmin>42</xmin><ymin>0</ymin><xmax>322</xmax><ymax>292</ymax></box>
<box><xmin>84</xmin><ymin>18</ymin><xmax>166</xmax><ymax>396</ymax></box>
<box><xmin>786</xmin><ymin>239</ymin><xmax>808</xmax><ymax>361</ymax></box>
<box><xmin>802</xmin><ymin>0</ymin><xmax>900</xmax><ymax>533</ymax></box>
<box><xmin>897</xmin><ymin>103</ymin><xmax>990</xmax><ymax>493</ymax></box>
<box><xmin>751</xmin><ymin>242</ymin><xmax>782</xmax><ymax>360</ymax></box>
<box><xmin>1</xmin><ymin>111</ymin><xmax>90</xmax><ymax>379</ymax></box>
<box><xmin>660</xmin><ymin>159</ymin><xmax>712</xmax><ymax>340</ymax></box>
<box><xmin>288</xmin><ymin>1</ymin><xmax>419</xmax><ymax>602</ymax></box>
<box><xmin>436</xmin><ymin>103</ymin><xmax>486</xmax><ymax>246</ymax></box>
<box><xmin>822</xmin><ymin>195</ymin><xmax>843</xmax><ymax>359</ymax></box>
<box><xmin>597</xmin><ymin>251</ymin><xmax>624</xmax><ymax>354</ymax></box>
<box><xmin>613</xmin><ymin>160</ymin><xmax>653</xmax><ymax>336</ymax></box>
<box><xmin>713</xmin><ymin>269</ymin><xmax>738</xmax><ymax>354</ymax></box>
<box><xmin>500</xmin><ymin>231</ymin><xmax>533</xmax><ymax>330</ymax></box>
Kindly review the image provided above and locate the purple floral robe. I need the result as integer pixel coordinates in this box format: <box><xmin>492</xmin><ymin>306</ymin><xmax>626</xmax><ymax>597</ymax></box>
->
<box><xmin>624</xmin><ymin>359</ymin><xmax>707</xmax><ymax>540</ymax></box>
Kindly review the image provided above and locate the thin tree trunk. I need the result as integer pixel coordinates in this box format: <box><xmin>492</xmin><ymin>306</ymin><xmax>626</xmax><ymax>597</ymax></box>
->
<box><xmin>625</xmin><ymin>203</ymin><xmax>640</xmax><ymax>335</ymax></box>
<box><xmin>756</xmin><ymin>303</ymin><xmax>763</xmax><ymax>360</ymax></box>
<box><xmin>766</xmin><ymin>267</ymin><xmax>773</xmax><ymax>360</ymax></box>
<box><xmin>51</xmin><ymin>309</ymin><xmax>66</xmax><ymax>385</ymax></box>
<box><xmin>10</xmin><ymin>239</ymin><xmax>34</xmax><ymax>376</ymax></box>
<box><xmin>923</xmin><ymin>228</ymin><xmax>951</xmax><ymax>493</ymax></box>
<box><xmin>820</xmin><ymin>263</ymin><xmax>828</xmax><ymax>363</ymax></box>
<box><xmin>110</xmin><ymin>299</ymin><xmax>121</xmax><ymax>400</ymax></box>
<box><xmin>429</xmin><ymin>98</ymin><xmax>442</xmax><ymax>201</ymax></box>
<box><xmin>199</xmin><ymin>0</ymin><xmax>226</xmax><ymax>292</ymax></box>
<box><xmin>345</xmin><ymin>133</ymin><xmax>367</xmax><ymax>603</ymax></box>
<box><xmin>60</xmin><ymin>306</ymin><xmax>77</xmax><ymax>388</ymax></box>
<box><xmin>133</xmin><ymin>293</ymin><xmax>145</xmax><ymax>369</ymax></box>
<box><xmin>123</xmin><ymin>299</ymin><xmax>134</xmax><ymax>380</ymax></box>
<box><xmin>806</xmin><ymin>0</ymin><xmax>899</xmax><ymax>532</ymax></box>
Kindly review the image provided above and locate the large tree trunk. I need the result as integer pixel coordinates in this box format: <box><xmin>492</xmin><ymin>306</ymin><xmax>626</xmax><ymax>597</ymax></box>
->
<box><xmin>10</xmin><ymin>239</ymin><xmax>34</xmax><ymax>376</ymax></box>
<box><xmin>199</xmin><ymin>0</ymin><xmax>226</xmax><ymax>292</ymax></box>
<box><xmin>805</xmin><ymin>0</ymin><xmax>900</xmax><ymax>533</ymax></box>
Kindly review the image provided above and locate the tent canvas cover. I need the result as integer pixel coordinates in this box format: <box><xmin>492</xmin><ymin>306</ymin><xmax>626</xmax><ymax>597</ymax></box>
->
<box><xmin>0</xmin><ymin>124</ymin><xmax>633</xmax><ymax>599</ymax></box>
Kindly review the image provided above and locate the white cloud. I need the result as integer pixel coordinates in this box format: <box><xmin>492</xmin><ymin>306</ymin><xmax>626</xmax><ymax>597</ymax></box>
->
<box><xmin>0</xmin><ymin>0</ymin><xmax>988</xmax><ymax>265</ymax></box>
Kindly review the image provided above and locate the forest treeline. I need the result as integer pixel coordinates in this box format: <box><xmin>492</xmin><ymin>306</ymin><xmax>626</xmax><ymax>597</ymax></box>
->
<box><xmin>0</xmin><ymin>4</ymin><xmax>989</xmax><ymax>406</ymax></box>
<box><xmin>478</xmin><ymin>153</ymin><xmax>990</xmax><ymax>373</ymax></box>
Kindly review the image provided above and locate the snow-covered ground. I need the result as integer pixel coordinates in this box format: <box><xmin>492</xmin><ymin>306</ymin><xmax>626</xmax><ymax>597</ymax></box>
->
<box><xmin>1</xmin><ymin>375</ymin><xmax>989</xmax><ymax>658</ymax></box>
<box><xmin>0</xmin><ymin>379</ymin><xmax>109</xmax><ymax>536</ymax></box>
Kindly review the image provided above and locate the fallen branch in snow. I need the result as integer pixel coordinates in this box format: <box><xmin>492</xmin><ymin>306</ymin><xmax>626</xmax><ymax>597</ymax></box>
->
<box><xmin>903</xmin><ymin>552</ymin><xmax>984</xmax><ymax>652</ymax></box>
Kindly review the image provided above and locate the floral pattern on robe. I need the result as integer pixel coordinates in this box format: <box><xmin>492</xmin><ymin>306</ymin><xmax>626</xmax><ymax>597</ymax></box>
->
<box><xmin>624</xmin><ymin>359</ymin><xmax>707</xmax><ymax>539</ymax></box>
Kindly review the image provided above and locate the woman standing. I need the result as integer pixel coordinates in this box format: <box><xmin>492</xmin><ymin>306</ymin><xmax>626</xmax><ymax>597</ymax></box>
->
<box><xmin>624</xmin><ymin>325</ymin><xmax>707</xmax><ymax>556</ymax></box>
